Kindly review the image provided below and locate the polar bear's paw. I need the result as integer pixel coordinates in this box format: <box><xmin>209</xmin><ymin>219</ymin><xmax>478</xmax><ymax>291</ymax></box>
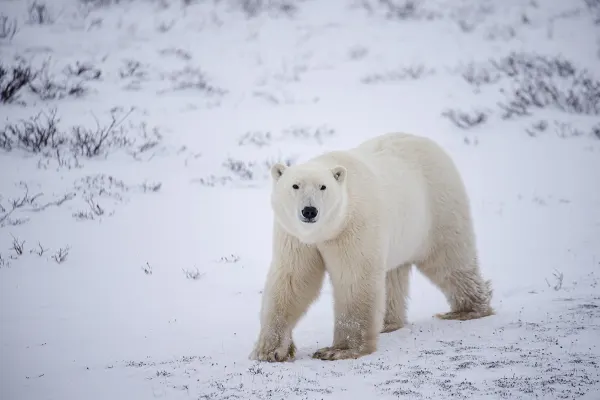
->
<box><xmin>381</xmin><ymin>321</ymin><xmax>403</xmax><ymax>333</ymax></box>
<box><xmin>249</xmin><ymin>337</ymin><xmax>296</xmax><ymax>362</ymax></box>
<box><xmin>312</xmin><ymin>345</ymin><xmax>374</xmax><ymax>361</ymax></box>
<box><xmin>435</xmin><ymin>307</ymin><xmax>494</xmax><ymax>321</ymax></box>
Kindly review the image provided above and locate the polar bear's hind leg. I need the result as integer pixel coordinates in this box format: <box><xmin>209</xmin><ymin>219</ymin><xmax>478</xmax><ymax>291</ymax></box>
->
<box><xmin>418</xmin><ymin>247</ymin><xmax>494</xmax><ymax>321</ymax></box>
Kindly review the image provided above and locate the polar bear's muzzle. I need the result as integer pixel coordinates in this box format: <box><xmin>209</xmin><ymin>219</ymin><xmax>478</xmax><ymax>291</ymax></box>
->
<box><xmin>300</xmin><ymin>206</ymin><xmax>319</xmax><ymax>223</ymax></box>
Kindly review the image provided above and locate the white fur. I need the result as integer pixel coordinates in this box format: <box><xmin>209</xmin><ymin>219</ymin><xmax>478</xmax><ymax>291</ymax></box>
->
<box><xmin>250</xmin><ymin>132</ymin><xmax>493</xmax><ymax>362</ymax></box>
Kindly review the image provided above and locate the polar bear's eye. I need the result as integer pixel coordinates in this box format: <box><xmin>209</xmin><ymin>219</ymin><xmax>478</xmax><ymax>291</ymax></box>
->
<box><xmin>292</xmin><ymin>184</ymin><xmax>299</xmax><ymax>189</ymax></box>
<box><xmin>320</xmin><ymin>185</ymin><xmax>326</xmax><ymax>190</ymax></box>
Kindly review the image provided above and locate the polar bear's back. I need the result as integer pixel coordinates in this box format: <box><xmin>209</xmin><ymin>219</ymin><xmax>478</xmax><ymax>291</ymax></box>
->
<box><xmin>353</xmin><ymin>132</ymin><xmax>455</xmax><ymax>171</ymax></box>
<box><xmin>352</xmin><ymin>132</ymin><xmax>468</xmax><ymax>204</ymax></box>
<box><xmin>351</xmin><ymin>132</ymin><xmax>473</xmax><ymax>266</ymax></box>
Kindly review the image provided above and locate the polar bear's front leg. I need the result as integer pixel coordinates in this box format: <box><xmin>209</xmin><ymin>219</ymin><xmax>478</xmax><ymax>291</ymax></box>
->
<box><xmin>250</xmin><ymin>228</ymin><xmax>325</xmax><ymax>362</ymax></box>
<box><xmin>313</xmin><ymin>248</ymin><xmax>386</xmax><ymax>361</ymax></box>
<box><xmin>382</xmin><ymin>265</ymin><xmax>411</xmax><ymax>333</ymax></box>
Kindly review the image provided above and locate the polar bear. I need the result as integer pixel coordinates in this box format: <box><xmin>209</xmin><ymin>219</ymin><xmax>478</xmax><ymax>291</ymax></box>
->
<box><xmin>249</xmin><ymin>132</ymin><xmax>493</xmax><ymax>362</ymax></box>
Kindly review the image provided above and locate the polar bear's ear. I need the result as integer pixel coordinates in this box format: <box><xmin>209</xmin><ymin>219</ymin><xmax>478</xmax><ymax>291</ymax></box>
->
<box><xmin>271</xmin><ymin>163</ymin><xmax>287</xmax><ymax>181</ymax></box>
<box><xmin>331</xmin><ymin>166</ymin><xmax>347</xmax><ymax>183</ymax></box>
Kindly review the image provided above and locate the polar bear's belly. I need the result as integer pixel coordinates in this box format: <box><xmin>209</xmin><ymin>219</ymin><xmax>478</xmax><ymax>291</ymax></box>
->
<box><xmin>383</xmin><ymin>193</ymin><xmax>431</xmax><ymax>271</ymax></box>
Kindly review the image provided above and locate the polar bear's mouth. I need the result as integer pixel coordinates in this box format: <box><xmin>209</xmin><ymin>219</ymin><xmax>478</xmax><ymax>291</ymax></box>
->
<box><xmin>300</xmin><ymin>218</ymin><xmax>317</xmax><ymax>224</ymax></box>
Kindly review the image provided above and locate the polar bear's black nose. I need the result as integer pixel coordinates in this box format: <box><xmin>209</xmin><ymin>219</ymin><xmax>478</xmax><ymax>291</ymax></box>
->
<box><xmin>301</xmin><ymin>206</ymin><xmax>318</xmax><ymax>220</ymax></box>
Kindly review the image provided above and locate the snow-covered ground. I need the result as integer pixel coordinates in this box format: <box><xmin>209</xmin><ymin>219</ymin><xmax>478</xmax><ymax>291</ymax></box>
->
<box><xmin>1</xmin><ymin>0</ymin><xmax>599</xmax><ymax>398</ymax></box>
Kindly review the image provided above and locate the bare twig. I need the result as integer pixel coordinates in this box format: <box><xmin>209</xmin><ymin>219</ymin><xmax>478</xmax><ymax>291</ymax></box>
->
<box><xmin>0</xmin><ymin>108</ymin><xmax>65</xmax><ymax>152</ymax></box>
<box><xmin>0</xmin><ymin>182</ymin><xmax>42</xmax><ymax>225</ymax></box>
<box><xmin>0</xmin><ymin>63</ymin><xmax>36</xmax><ymax>104</ymax></box>
<box><xmin>29</xmin><ymin>242</ymin><xmax>48</xmax><ymax>256</ymax></box>
<box><xmin>29</xmin><ymin>192</ymin><xmax>76</xmax><ymax>212</ymax></box>
<box><xmin>71</xmin><ymin>108</ymin><xmax>134</xmax><ymax>158</ymax></box>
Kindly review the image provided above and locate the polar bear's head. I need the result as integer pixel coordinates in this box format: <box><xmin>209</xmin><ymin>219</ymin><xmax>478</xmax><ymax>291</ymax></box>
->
<box><xmin>270</xmin><ymin>162</ymin><xmax>348</xmax><ymax>244</ymax></box>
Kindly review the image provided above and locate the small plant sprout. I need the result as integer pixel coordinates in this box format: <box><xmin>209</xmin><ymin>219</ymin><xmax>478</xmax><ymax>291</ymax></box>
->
<box><xmin>10</xmin><ymin>234</ymin><xmax>25</xmax><ymax>256</ymax></box>
<box><xmin>0</xmin><ymin>253</ymin><xmax>9</xmax><ymax>268</ymax></box>
<box><xmin>182</xmin><ymin>267</ymin><xmax>204</xmax><ymax>280</ymax></box>
<box><xmin>73</xmin><ymin>196</ymin><xmax>105</xmax><ymax>221</ymax></box>
<box><xmin>52</xmin><ymin>246</ymin><xmax>70</xmax><ymax>264</ymax></box>
<box><xmin>27</xmin><ymin>1</ymin><xmax>54</xmax><ymax>25</ymax></box>
<box><xmin>546</xmin><ymin>269</ymin><xmax>564</xmax><ymax>291</ymax></box>
<box><xmin>64</xmin><ymin>62</ymin><xmax>101</xmax><ymax>81</ymax></box>
<box><xmin>0</xmin><ymin>15</ymin><xmax>18</xmax><ymax>40</ymax></box>
<box><xmin>219</xmin><ymin>254</ymin><xmax>240</xmax><ymax>263</ymax></box>
<box><xmin>441</xmin><ymin>109</ymin><xmax>489</xmax><ymax>129</ymax></box>
<box><xmin>86</xmin><ymin>197</ymin><xmax>104</xmax><ymax>217</ymax></box>
<box><xmin>361</xmin><ymin>64</ymin><xmax>434</xmax><ymax>84</ymax></box>
<box><xmin>247</xmin><ymin>364</ymin><xmax>264</xmax><ymax>375</ymax></box>
<box><xmin>140</xmin><ymin>181</ymin><xmax>162</xmax><ymax>193</ymax></box>
<box><xmin>142</xmin><ymin>262</ymin><xmax>152</xmax><ymax>275</ymax></box>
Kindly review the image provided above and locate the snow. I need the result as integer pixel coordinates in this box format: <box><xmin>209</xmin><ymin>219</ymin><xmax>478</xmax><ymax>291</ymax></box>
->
<box><xmin>1</xmin><ymin>0</ymin><xmax>599</xmax><ymax>398</ymax></box>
